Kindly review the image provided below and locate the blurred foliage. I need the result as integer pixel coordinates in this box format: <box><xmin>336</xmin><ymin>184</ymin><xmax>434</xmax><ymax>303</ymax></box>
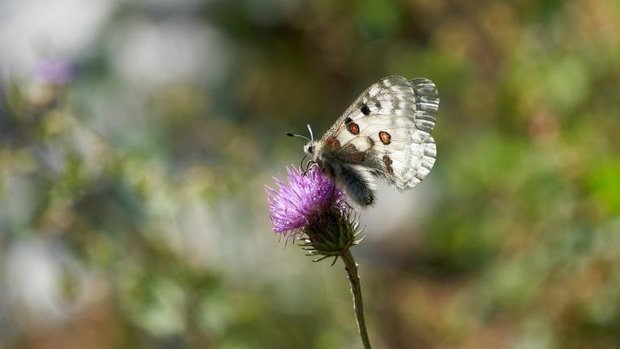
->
<box><xmin>1</xmin><ymin>0</ymin><xmax>620</xmax><ymax>348</ymax></box>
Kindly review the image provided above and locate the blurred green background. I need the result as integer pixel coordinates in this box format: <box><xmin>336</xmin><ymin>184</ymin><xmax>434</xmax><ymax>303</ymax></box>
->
<box><xmin>1</xmin><ymin>0</ymin><xmax>619</xmax><ymax>348</ymax></box>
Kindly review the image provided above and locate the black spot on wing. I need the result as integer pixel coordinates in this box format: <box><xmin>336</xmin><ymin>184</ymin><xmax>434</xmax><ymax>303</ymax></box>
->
<box><xmin>360</xmin><ymin>104</ymin><xmax>371</xmax><ymax>115</ymax></box>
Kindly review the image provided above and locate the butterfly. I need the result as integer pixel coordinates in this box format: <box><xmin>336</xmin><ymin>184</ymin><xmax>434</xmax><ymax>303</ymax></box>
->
<box><xmin>289</xmin><ymin>76</ymin><xmax>439</xmax><ymax>206</ymax></box>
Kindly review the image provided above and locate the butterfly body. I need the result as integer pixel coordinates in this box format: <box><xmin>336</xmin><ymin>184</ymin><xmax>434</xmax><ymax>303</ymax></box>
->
<box><xmin>304</xmin><ymin>76</ymin><xmax>439</xmax><ymax>206</ymax></box>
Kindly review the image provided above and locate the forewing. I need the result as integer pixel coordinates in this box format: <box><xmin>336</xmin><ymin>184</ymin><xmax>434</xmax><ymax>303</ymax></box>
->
<box><xmin>322</xmin><ymin>76</ymin><xmax>439</xmax><ymax>189</ymax></box>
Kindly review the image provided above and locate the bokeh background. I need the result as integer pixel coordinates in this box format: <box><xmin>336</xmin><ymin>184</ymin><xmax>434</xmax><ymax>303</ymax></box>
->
<box><xmin>1</xmin><ymin>0</ymin><xmax>619</xmax><ymax>348</ymax></box>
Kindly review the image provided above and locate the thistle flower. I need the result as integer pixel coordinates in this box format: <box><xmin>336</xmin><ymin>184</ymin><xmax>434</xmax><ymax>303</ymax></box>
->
<box><xmin>266</xmin><ymin>166</ymin><xmax>360</xmax><ymax>258</ymax></box>
<box><xmin>266</xmin><ymin>166</ymin><xmax>345</xmax><ymax>234</ymax></box>
<box><xmin>266</xmin><ymin>165</ymin><xmax>372</xmax><ymax>348</ymax></box>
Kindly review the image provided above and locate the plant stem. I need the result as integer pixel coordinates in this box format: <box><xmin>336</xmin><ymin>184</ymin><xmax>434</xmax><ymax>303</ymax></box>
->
<box><xmin>341</xmin><ymin>249</ymin><xmax>372</xmax><ymax>349</ymax></box>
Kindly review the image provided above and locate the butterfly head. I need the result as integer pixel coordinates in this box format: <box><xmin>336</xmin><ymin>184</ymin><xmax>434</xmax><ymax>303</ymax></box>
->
<box><xmin>288</xmin><ymin>124</ymin><xmax>319</xmax><ymax>157</ymax></box>
<box><xmin>303</xmin><ymin>142</ymin><xmax>316</xmax><ymax>156</ymax></box>
<box><xmin>287</xmin><ymin>125</ymin><xmax>324</xmax><ymax>171</ymax></box>
<box><xmin>303</xmin><ymin>140</ymin><xmax>325</xmax><ymax>169</ymax></box>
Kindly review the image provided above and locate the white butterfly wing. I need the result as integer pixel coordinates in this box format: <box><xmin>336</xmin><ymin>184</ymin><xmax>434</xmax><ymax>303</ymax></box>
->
<box><xmin>322</xmin><ymin>76</ymin><xmax>439</xmax><ymax>190</ymax></box>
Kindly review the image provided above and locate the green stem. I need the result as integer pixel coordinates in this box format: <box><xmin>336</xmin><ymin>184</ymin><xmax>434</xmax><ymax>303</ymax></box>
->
<box><xmin>341</xmin><ymin>249</ymin><xmax>372</xmax><ymax>349</ymax></box>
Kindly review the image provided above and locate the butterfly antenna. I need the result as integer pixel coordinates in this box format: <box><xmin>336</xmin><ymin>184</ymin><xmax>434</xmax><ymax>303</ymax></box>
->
<box><xmin>286</xmin><ymin>125</ymin><xmax>315</xmax><ymax>142</ymax></box>
<box><xmin>286</xmin><ymin>132</ymin><xmax>310</xmax><ymax>142</ymax></box>
<box><xmin>306</xmin><ymin>124</ymin><xmax>314</xmax><ymax>143</ymax></box>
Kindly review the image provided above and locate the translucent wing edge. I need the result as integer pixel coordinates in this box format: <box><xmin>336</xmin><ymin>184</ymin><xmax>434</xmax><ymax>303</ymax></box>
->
<box><xmin>412</xmin><ymin>134</ymin><xmax>437</xmax><ymax>187</ymax></box>
<box><xmin>411</xmin><ymin>78</ymin><xmax>439</xmax><ymax>134</ymax></box>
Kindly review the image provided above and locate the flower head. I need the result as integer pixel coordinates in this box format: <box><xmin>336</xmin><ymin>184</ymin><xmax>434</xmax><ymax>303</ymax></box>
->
<box><xmin>266</xmin><ymin>166</ymin><xmax>361</xmax><ymax>260</ymax></box>
<box><xmin>34</xmin><ymin>58</ymin><xmax>74</xmax><ymax>85</ymax></box>
<box><xmin>266</xmin><ymin>166</ymin><xmax>345</xmax><ymax>234</ymax></box>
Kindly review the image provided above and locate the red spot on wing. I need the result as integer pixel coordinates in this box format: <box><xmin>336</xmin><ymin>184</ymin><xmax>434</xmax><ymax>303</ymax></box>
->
<box><xmin>383</xmin><ymin>155</ymin><xmax>394</xmax><ymax>174</ymax></box>
<box><xmin>379</xmin><ymin>131</ymin><xmax>391</xmax><ymax>145</ymax></box>
<box><xmin>348</xmin><ymin>152</ymin><xmax>365</xmax><ymax>163</ymax></box>
<box><xmin>324</xmin><ymin>136</ymin><xmax>341</xmax><ymax>149</ymax></box>
<box><xmin>341</xmin><ymin>144</ymin><xmax>365</xmax><ymax>164</ymax></box>
<box><xmin>347</xmin><ymin>122</ymin><xmax>360</xmax><ymax>135</ymax></box>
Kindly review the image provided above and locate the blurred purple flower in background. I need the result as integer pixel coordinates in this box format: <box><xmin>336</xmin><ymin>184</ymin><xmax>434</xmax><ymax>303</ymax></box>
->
<box><xmin>33</xmin><ymin>58</ymin><xmax>74</xmax><ymax>85</ymax></box>
<box><xmin>266</xmin><ymin>166</ymin><xmax>346</xmax><ymax>235</ymax></box>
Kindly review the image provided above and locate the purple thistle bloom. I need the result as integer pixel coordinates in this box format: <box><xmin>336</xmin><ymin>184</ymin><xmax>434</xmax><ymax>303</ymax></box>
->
<box><xmin>266</xmin><ymin>166</ymin><xmax>346</xmax><ymax>235</ymax></box>
<box><xmin>266</xmin><ymin>167</ymin><xmax>370</xmax><ymax>347</ymax></box>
